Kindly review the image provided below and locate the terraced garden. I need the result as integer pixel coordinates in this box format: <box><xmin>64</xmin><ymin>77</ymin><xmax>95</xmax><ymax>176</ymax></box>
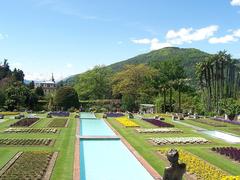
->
<box><xmin>103</xmin><ymin>114</ymin><xmax>240</xmax><ymax>179</ymax></box>
<box><xmin>0</xmin><ymin>112</ymin><xmax>77</xmax><ymax>180</ymax></box>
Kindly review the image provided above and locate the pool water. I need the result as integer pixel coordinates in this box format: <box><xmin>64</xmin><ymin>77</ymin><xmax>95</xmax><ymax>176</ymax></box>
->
<box><xmin>201</xmin><ymin>130</ymin><xmax>240</xmax><ymax>143</ymax></box>
<box><xmin>80</xmin><ymin>112</ymin><xmax>96</xmax><ymax>119</ymax></box>
<box><xmin>80</xmin><ymin>140</ymin><xmax>154</xmax><ymax>180</ymax></box>
<box><xmin>80</xmin><ymin>119</ymin><xmax>116</xmax><ymax>136</ymax></box>
<box><xmin>79</xmin><ymin>112</ymin><xmax>154</xmax><ymax>180</ymax></box>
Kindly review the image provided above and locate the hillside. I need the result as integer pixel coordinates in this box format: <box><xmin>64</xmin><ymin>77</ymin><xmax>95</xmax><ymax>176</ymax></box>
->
<box><xmin>62</xmin><ymin>47</ymin><xmax>211</xmax><ymax>86</ymax></box>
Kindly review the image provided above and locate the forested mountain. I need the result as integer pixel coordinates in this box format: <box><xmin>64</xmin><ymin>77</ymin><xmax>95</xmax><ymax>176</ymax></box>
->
<box><xmin>63</xmin><ymin>47</ymin><xmax>212</xmax><ymax>86</ymax></box>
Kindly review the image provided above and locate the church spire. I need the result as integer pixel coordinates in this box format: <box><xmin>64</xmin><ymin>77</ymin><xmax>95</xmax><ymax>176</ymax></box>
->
<box><xmin>51</xmin><ymin>73</ymin><xmax>55</xmax><ymax>83</ymax></box>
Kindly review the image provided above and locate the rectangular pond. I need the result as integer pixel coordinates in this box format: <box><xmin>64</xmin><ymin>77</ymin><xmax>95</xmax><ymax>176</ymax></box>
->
<box><xmin>80</xmin><ymin>139</ymin><xmax>154</xmax><ymax>180</ymax></box>
<box><xmin>200</xmin><ymin>130</ymin><xmax>240</xmax><ymax>143</ymax></box>
<box><xmin>80</xmin><ymin>112</ymin><xmax>96</xmax><ymax>119</ymax></box>
<box><xmin>79</xmin><ymin>112</ymin><xmax>154</xmax><ymax>180</ymax></box>
<box><xmin>80</xmin><ymin>119</ymin><xmax>116</xmax><ymax>136</ymax></box>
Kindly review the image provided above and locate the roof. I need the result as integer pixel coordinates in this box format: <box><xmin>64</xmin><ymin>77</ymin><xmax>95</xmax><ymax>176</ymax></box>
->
<box><xmin>36</xmin><ymin>81</ymin><xmax>55</xmax><ymax>84</ymax></box>
<box><xmin>140</xmin><ymin>104</ymin><xmax>155</xmax><ymax>107</ymax></box>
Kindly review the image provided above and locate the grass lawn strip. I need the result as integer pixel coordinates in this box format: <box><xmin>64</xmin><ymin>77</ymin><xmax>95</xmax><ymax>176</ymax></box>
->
<box><xmin>0</xmin><ymin>152</ymin><xmax>22</xmax><ymax>177</ymax></box>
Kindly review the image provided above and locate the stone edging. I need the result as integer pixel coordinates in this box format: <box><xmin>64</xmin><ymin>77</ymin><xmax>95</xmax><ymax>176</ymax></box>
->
<box><xmin>73</xmin><ymin>118</ymin><xmax>80</xmax><ymax>180</ymax></box>
<box><xmin>43</xmin><ymin>152</ymin><xmax>59</xmax><ymax>180</ymax></box>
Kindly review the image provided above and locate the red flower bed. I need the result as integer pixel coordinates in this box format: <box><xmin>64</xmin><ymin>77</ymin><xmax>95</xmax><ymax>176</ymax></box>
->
<box><xmin>10</xmin><ymin>118</ymin><xmax>39</xmax><ymax>127</ymax></box>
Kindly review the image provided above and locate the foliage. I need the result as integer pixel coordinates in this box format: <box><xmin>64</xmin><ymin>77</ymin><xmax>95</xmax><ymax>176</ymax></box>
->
<box><xmin>35</xmin><ymin>86</ymin><xmax>44</xmax><ymax>97</ymax></box>
<box><xmin>220</xmin><ymin>98</ymin><xmax>240</xmax><ymax>119</ymax></box>
<box><xmin>196</xmin><ymin>51</ymin><xmax>240</xmax><ymax>113</ymax></box>
<box><xmin>74</xmin><ymin>65</ymin><xmax>112</xmax><ymax>100</ymax></box>
<box><xmin>112</xmin><ymin>64</ymin><xmax>156</xmax><ymax>111</ymax></box>
<box><xmin>55</xmin><ymin>86</ymin><xmax>79</xmax><ymax>110</ymax></box>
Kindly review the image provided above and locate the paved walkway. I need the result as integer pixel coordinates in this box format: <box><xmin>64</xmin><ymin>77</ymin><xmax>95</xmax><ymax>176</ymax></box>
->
<box><xmin>172</xmin><ymin>120</ymin><xmax>206</xmax><ymax>131</ymax></box>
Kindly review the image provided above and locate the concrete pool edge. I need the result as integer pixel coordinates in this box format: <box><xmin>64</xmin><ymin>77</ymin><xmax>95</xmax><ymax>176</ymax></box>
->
<box><xmin>73</xmin><ymin>118</ymin><xmax>80</xmax><ymax>180</ymax></box>
<box><xmin>103</xmin><ymin>118</ymin><xmax>162</xmax><ymax>180</ymax></box>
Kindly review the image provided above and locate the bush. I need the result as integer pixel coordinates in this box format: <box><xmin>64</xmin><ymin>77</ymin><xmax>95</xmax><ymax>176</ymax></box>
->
<box><xmin>55</xmin><ymin>86</ymin><xmax>79</xmax><ymax>110</ymax></box>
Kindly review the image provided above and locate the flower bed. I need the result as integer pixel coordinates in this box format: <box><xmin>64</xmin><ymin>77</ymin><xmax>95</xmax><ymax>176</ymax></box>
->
<box><xmin>0</xmin><ymin>138</ymin><xmax>54</xmax><ymax>146</ymax></box>
<box><xmin>0</xmin><ymin>112</ymin><xmax>20</xmax><ymax>116</ymax></box>
<box><xmin>106</xmin><ymin>112</ymin><xmax>124</xmax><ymax>117</ymax></box>
<box><xmin>222</xmin><ymin>176</ymin><xmax>240</xmax><ymax>180</ymax></box>
<box><xmin>190</xmin><ymin>118</ymin><xmax>227</xmax><ymax>127</ymax></box>
<box><xmin>48</xmin><ymin>118</ymin><xmax>68</xmax><ymax>127</ymax></box>
<box><xmin>212</xmin><ymin>147</ymin><xmax>240</xmax><ymax>162</ymax></box>
<box><xmin>4</xmin><ymin>128</ymin><xmax>59</xmax><ymax>134</ymax></box>
<box><xmin>136</xmin><ymin>128</ymin><xmax>182</xmax><ymax>133</ymax></box>
<box><xmin>10</xmin><ymin>118</ymin><xmax>39</xmax><ymax>127</ymax></box>
<box><xmin>116</xmin><ymin>117</ymin><xmax>140</xmax><ymax>127</ymax></box>
<box><xmin>212</xmin><ymin>117</ymin><xmax>240</xmax><ymax>125</ymax></box>
<box><xmin>48</xmin><ymin>111</ymin><xmax>70</xmax><ymax>117</ymax></box>
<box><xmin>142</xmin><ymin>118</ymin><xmax>174</xmax><ymax>127</ymax></box>
<box><xmin>158</xmin><ymin>113</ymin><xmax>172</xmax><ymax>118</ymax></box>
<box><xmin>150</xmin><ymin>137</ymin><xmax>209</xmax><ymax>145</ymax></box>
<box><xmin>158</xmin><ymin>149</ymin><xmax>229</xmax><ymax>179</ymax></box>
<box><xmin>0</xmin><ymin>152</ymin><xmax>56</xmax><ymax>179</ymax></box>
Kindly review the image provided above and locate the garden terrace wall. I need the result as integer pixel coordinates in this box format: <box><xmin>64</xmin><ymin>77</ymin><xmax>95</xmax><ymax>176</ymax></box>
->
<box><xmin>0</xmin><ymin>138</ymin><xmax>54</xmax><ymax>146</ymax></box>
<box><xmin>10</xmin><ymin>118</ymin><xmax>39</xmax><ymax>127</ymax></box>
<box><xmin>142</xmin><ymin>118</ymin><xmax>174</xmax><ymax>127</ymax></box>
<box><xmin>0</xmin><ymin>152</ymin><xmax>58</xmax><ymax>180</ymax></box>
<box><xmin>212</xmin><ymin>147</ymin><xmax>240</xmax><ymax>162</ymax></box>
<box><xmin>4</xmin><ymin>128</ymin><xmax>59</xmax><ymax>134</ymax></box>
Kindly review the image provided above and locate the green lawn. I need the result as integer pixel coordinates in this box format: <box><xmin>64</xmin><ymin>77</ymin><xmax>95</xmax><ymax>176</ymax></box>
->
<box><xmin>0</xmin><ymin>113</ymin><xmax>77</xmax><ymax>180</ymax></box>
<box><xmin>106</xmin><ymin>114</ymin><xmax>240</xmax><ymax>176</ymax></box>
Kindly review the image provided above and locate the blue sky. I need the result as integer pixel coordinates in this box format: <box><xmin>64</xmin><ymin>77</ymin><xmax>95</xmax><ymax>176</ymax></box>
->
<box><xmin>0</xmin><ymin>0</ymin><xmax>240</xmax><ymax>81</ymax></box>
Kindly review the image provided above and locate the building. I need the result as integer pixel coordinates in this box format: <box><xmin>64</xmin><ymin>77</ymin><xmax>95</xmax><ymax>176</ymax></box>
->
<box><xmin>35</xmin><ymin>74</ymin><xmax>57</xmax><ymax>95</ymax></box>
<box><xmin>139</xmin><ymin>104</ymin><xmax>155</xmax><ymax>114</ymax></box>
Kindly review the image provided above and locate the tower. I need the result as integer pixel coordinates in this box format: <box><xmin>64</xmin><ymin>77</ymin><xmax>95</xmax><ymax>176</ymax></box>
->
<box><xmin>51</xmin><ymin>73</ymin><xmax>55</xmax><ymax>83</ymax></box>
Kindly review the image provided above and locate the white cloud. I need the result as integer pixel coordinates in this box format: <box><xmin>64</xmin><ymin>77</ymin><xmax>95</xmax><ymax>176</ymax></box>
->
<box><xmin>132</xmin><ymin>38</ymin><xmax>151</xmax><ymax>44</ymax></box>
<box><xmin>25</xmin><ymin>72</ymin><xmax>69</xmax><ymax>82</ymax></box>
<box><xmin>66</xmin><ymin>63</ymin><xmax>73</xmax><ymax>68</ymax></box>
<box><xmin>231</xmin><ymin>0</ymin><xmax>240</xmax><ymax>6</ymax></box>
<box><xmin>132</xmin><ymin>25</ymin><xmax>219</xmax><ymax>50</ymax></box>
<box><xmin>209</xmin><ymin>35</ymin><xmax>237</xmax><ymax>44</ymax></box>
<box><xmin>132</xmin><ymin>38</ymin><xmax>172</xmax><ymax>50</ymax></box>
<box><xmin>208</xmin><ymin>28</ymin><xmax>240</xmax><ymax>44</ymax></box>
<box><xmin>233</xmin><ymin>29</ymin><xmax>240</xmax><ymax>37</ymax></box>
<box><xmin>166</xmin><ymin>25</ymin><xmax>219</xmax><ymax>45</ymax></box>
